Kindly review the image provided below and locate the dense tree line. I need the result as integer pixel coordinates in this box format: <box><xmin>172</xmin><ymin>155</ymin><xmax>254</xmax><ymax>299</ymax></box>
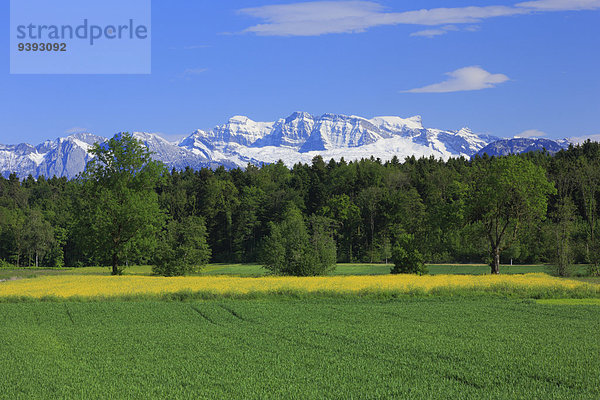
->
<box><xmin>1</xmin><ymin>135</ymin><xmax>600</xmax><ymax>276</ymax></box>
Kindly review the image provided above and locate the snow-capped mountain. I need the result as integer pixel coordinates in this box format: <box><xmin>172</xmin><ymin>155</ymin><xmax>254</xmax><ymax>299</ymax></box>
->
<box><xmin>131</xmin><ymin>132</ymin><xmax>236</xmax><ymax>171</ymax></box>
<box><xmin>179</xmin><ymin>112</ymin><xmax>502</xmax><ymax>168</ymax></box>
<box><xmin>0</xmin><ymin>112</ymin><xmax>571</xmax><ymax>179</ymax></box>
<box><xmin>0</xmin><ymin>133</ymin><xmax>103</xmax><ymax>179</ymax></box>
<box><xmin>476</xmin><ymin>138</ymin><xmax>570</xmax><ymax>157</ymax></box>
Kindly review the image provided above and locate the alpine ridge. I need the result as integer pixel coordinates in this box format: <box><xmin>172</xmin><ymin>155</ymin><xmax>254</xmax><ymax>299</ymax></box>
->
<box><xmin>0</xmin><ymin>112</ymin><xmax>570</xmax><ymax>178</ymax></box>
<box><xmin>476</xmin><ymin>138</ymin><xmax>570</xmax><ymax>157</ymax></box>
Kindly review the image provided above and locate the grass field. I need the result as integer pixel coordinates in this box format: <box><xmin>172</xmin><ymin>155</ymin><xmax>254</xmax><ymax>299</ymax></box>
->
<box><xmin>0</xmin><ymin>298</ymin><xmax>598</xmax><ymax>399</ymax></box>
<box><xmin>536</xmin><ymin>298</ymin><xmax>600</xmax><ymax>305</ymax></box>
<box><xmin>0</xmin><ymin>262</ymin><xmax>589</xmax><ymax>280</ymax></box>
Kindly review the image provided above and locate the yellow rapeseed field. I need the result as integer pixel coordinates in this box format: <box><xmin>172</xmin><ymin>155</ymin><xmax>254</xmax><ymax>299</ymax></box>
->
<box><xmin>0</xmin><ymin>273</ymin><xmax>597</xmax><ymax>299</ymax></box>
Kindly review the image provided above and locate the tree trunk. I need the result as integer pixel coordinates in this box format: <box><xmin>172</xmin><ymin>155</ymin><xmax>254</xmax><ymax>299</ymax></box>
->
<box><xmin>491</xmin><ymin>247</ymin><xmax>500</xmax><ymax>274</ymax></box>
<box><xmin>370</xmin><ymin>216</ymin><xmax>375</xmax><ymax>263</ymax></box>
<box><xmin>349</xmin><ymin>242</ymin><xmax>353</xmax><ymax>263</ymax></box>
<box><xmin>112</xmin><ymin>252</ymin><xmax>119</xmax><ymax>275</ymax></box>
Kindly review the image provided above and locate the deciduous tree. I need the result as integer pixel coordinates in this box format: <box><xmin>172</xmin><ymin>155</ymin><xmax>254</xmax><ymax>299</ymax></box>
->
<box><xmin>153</xmin><ymin>216</ymin><xmax>211</xmax><ymax>276</ymax></box>
<box><xmin>262</xmin><ymin>207</ymin><xmax>336</xmax><ymax>276</ymax></box>
<box><xmin>80</xmin><ymin>133</ymin><xmax>166</xmax><ymax>275</ymax></box>
<box><xmin>468</xmin><ymin>156</ymin><xmax>556</xmax><ymax>274</ymax></box>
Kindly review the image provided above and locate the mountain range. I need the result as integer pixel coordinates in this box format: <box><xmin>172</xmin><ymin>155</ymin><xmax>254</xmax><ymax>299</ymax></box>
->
<box><xmin>476</xmin><ymin>137</ymin><xmax>570</xmax><ymax>157</ymax></box>
<box><xmin>0</xmin><ymin>112</ymin><xmax>572</xmax><ymax>179</ymax></box>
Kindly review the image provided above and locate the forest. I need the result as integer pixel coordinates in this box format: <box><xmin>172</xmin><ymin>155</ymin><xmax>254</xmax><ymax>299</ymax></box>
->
<box><xmin>1</xmin><ymin>135</ymin><xmax>599</xmax><ymax>276</ymax></box>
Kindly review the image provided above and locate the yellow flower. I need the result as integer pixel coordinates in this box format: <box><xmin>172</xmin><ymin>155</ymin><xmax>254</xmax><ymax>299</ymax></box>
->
<box><xmin>0</xmin><ymin>273</ymin><xmax>596</xmax><ymax>299</ymax></box>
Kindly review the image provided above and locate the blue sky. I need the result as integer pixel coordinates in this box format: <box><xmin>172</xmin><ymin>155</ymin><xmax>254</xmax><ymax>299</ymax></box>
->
<box><xmin>1</xmin><ymin>0</ymin><xmax>599</xmax><ymax>144</ymax></box>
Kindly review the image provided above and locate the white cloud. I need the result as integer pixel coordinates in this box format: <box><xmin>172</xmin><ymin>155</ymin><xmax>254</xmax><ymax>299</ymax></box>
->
<box><xmin>387</xmin><ymin>5</ymin><xmax>527</xmax><ymax>26</ymax></box>
<box><xmin>237</xmin><ymin>1</ymin><xmax>600</xmax><ymax>37</ymax></box>
<box><xmin>179</xmin><ymin>68</ymin><xmax>208</xmax><ymax>79</ymax></box>
<box><xmin>410</xmin><ymin>25</ymin><xmax>462</xmax><ymax>38</ymax></box>
<box><xmin>516</xmin><ymin>0</ymin><xmax>600</xmax><ymax>11</ymax></box>
<box><xmin>515</xmin><ymin>129</ymin><xmax>546</xmax><ymax>138</ymax></box>
<box><xmin>403</xmin><ymin>66</ymin><xmax>509</xmax><ymax>93</ymax></box>
<box><xmin>183</xmin><ymin>68</ymin><xmax>208</xmax><ymax>74</ymax></box>
<box><xmin>65</xmin><ymin>127</ymin><xmax>88</xmax><ymax>134</ymax></box>
<box><xmin>183</xmin><ymin>45</ymin><xmax>210</xmax><ymax>50</ymax></box>
<box><xmin>410</xmin><ymin>29</ymin><xmax>448</xmax><ymax>38</ymax></box>
<box><xmin>238</xmin><ymin>1</ymin><xmax>387</xmax><ymax>36</ymax></box>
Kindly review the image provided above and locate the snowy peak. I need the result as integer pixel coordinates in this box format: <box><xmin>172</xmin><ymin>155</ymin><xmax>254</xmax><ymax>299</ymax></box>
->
<box><xmin>255</xmin><ymin>112</ymin><xmax>316</xmax><ymax>149</ymax></box>
<box><xmin>299</xmin><ymin>114</ymin><xmax>383</xmax><ymax>152</ymax></box>
<box><xmin>131</xmin><ymin>132</ymin><xmax>181</xmax><ymax>154</ymax></box>
<box><xmin>133</xmin><ymin>131</ymin><xmax>174</xmax><ymax>150</ymax></box>
<box><xmin>69</xmin><ymin>132</ymin><xmax>103</xmax><ymax>145</ymax></box>
<box><xmin>284</xmin><ymin>111</ymin><xmax>313</xmax><ymax>122</ymax></box>
<box><xmin>210</xmin><ymin>116</ymin><xmax>274</xmax><ymax>146</ymax></box>
<box><xmin>179</xmin><ymin>130</ymin><xmax>214</xmax><ymax>158</ymax></box>
<box><xmin>369</xmin><ymin>115</ymin><xmax>424</xmax><ymax>132</ymax></box>
<box><xmin>0</xmin><ymin>133</ymin><xmax>106</xmax><ymax>179</ymax></box>
<box><xmin>35</xmin><ymin>133</ymin><xmax>105</xmax><ymax>153</ymax></box>
<box><xmin>0</xmin><ymin>143</ymin><xmax>36</xmax><ymax>156</ymax></box>
<box><xmin>132</xmin><ymin>131</ymin><xmax>171</xmax><ymax>143</ymax></box>
<box><xmin>130</xmin><ymin>131</ymin><xmax>234</xmax><ymax>171</ymax></box>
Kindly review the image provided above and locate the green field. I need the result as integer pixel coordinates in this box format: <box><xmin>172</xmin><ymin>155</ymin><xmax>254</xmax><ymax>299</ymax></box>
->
<box><xmin>0</xmin><ymin>298</ymin><xmax>598</xmax><ymax>399</ymax></box>
<box><xmin>1</xmin><ymin>262</ymin><xmax>585</xmax><ymax>280</ymax></box>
